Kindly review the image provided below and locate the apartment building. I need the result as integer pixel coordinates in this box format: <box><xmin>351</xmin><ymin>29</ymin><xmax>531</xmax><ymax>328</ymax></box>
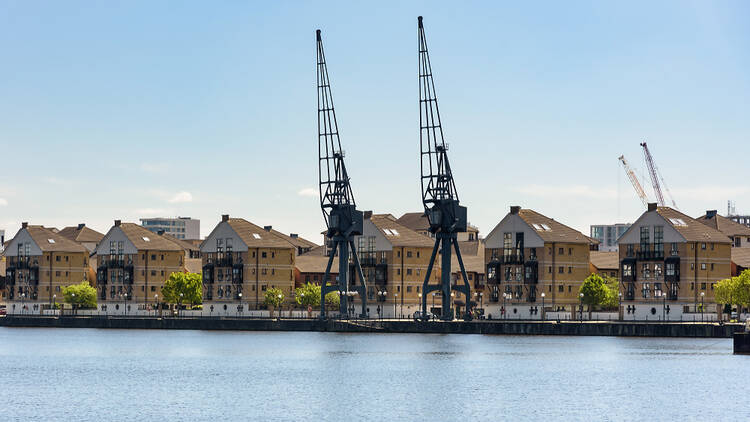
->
<box><xmin>200</xmin><ymin>215</ymin><xmax>295</xmax><ymax>313</ymax></box>
<box><xmin>95</xmin><ymin>220</ymin><xmax>188</xmax><ymax>312</ymax></box>
<box><xmin>140</xmin><ymin>217</ymin><xmax>200</xmax><ymax>240</ymax></box>
<box><xmin>618</xmin><ymin>204</ymin><xmax>731</xmax><ymax>320</ymax></box>
<box><xmin>590</xmin><ymin>251</ymin><xmax>619</xmax><ymax>279</ymax></box>
<box><xmin>58</xmin><ymin>223</ymin><xmax>105</xmax><ymax>253</ymax></box>
<box><xmin>355</xmin><ymin>213</ymin><xmax>440</xmax><ymax>318</ymax></box>
<box><xmin>485</xmin><ymin>206</ymin><xmax>593</xmax><ymax>319</ymax></box>
<box><xmin>3</xmin><ymin>223</ymin><xmax>89</xmax><ymax>313</ymax></box>
<box><xmin>590</xmin><ymin>223</ymin><xmax>631</xmax><ymax>252</ymax></box>
<box><xmin>695</xmin><ymin>210</ymin><xmax>750</xmax><ymax>248</ymax></box>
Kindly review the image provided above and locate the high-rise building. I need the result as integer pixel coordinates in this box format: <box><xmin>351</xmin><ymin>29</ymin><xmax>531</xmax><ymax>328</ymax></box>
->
<box><xmin>590</xmin><ymin>223</ymin><xmax>631</xmax><ymax>252</ymax></box>
<box><xmin>140</xmin><ymin>217</ymin><xmax>200</xmax><ymax>240</ymax></box>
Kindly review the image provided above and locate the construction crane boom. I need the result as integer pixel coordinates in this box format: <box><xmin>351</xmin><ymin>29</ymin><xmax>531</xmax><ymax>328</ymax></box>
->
<box><xmin>640</xmin><ymin>142</ymin><xmax>677</xmax><ymax>209</ymax></box>
<box><xmin>619</xmin><ymin>155</ymin><xmax>649</xmax><ymax>207</ymax></box>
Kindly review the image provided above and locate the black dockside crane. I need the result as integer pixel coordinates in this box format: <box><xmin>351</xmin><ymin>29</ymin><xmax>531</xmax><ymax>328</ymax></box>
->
<box><xmin>316</xmin><ymin>29</ymin><xmax>368</xmax><ymax>319</ymax></box>
<box><xmin>417</xmin><ymin>16</ymin><xmax>472</xmax><ymax>321</ymax></box>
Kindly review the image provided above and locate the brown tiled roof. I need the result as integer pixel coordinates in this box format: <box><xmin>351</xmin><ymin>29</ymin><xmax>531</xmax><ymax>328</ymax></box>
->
<box><xmin>267</xmin><ymin>228</ymin><xmax>318</xmax><ymax>250</ymax></box>
<box><xmin>159</xmin><ymin>232</ymin><xmax>199</xmax><ymax>252</ymax></box>
<box><xmin>590</xmin><ymin>251</ymin><xmax>619</xmax><ymax>270</ymax></box>
<box><xmin>226</xmin><ymin>218</ymin><xmax>294</xmax><ymax>249</ymax></box>
<box><xmin>517</xmin><ymin>209</ymin><xmax>591</xmax><ymax>244</ymax></box>
<box><xmin>732</xmin><ymin>248</ymin><xmax>750</xmax><ymax>269</ymax></box>
<box><xmin>655</xmin><ymin>207</ymin><xmax>731</xmax><ymax>243</ymax></box>
<box><xmin>119</xmin><ymin>223</ymin><xmax>183</xmax><ymax>251</ymax></box>
<box><xmin>370</xmin><ymin>214</ymin><xmax>434</xmax><ymax>248</ymax></box>
<box><xmin>295</xmin><ymin>254</ymin><xmax>339</xmax><ymax>274</ymax></box>
<box><xmin>24</xmin><ymin>225</ymin><xmax>88</xmax><ymax>253</ymax></box>
<box><xmin>696</xmin><ymin>213</ymin><xmax>750</xmax><ymax>238</ymax></box>
<box><xmin>58</xmin><ymin>224</ymin><xmax>105</xmax><ymax>244</ymax></box>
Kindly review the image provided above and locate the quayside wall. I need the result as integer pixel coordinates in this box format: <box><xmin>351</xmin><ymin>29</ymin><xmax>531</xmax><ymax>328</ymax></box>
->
<box><xmin>0</xmin><ymin>316</ymin><xmax>744</xmax><ymax>338</ymax></box>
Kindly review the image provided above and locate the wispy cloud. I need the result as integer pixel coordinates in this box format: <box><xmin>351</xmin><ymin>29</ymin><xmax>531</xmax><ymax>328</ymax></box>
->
<box><xmin>514</xmin><ymin>184</ymin><xmax>618</xmax><ymax>199</ymax></box>
<box><xmin>297</xmin><ymin>188</ymin><xmax>318</xmax><ymax>197</ymax></box>
<box><xmin>168</xmin><ymin>191</ymin><xmax>193</xmax><ymax>203</ymax></box>
<box><xmin>140</xmin><ymin>162</ymin><xmax>169</xmax><ymax>173</ymax></box>
<box><xmin>0</xmin><ymin>198</ymin><xmax>7</xmax><ymax>206</ymax></box>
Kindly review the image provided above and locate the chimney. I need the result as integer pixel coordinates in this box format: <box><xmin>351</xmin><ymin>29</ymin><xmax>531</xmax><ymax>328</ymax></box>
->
<box><xmin>114</xmin><ymin>220</ymin><xmax>121</xmax><ymax>227</ymax></box>
<box><xmin>264</xmin><ymin>225</ymin><xmax>272</xmax><ymax>232</ymax></box>
<box><xmin>290</xmin><ymin>233</ymin><xmax>299</xmax><ymax>239</ymax></box>
<box><xmin>221</xmin><ymin>214</ymin><xmax>229</xmax><ymax>222</ymax></box>
<box><xmin>706</xmin><ymin>210</ymin><xmax>717</xmax><ymax>218</ymax></box>
<box><xmin>364</xmin><ymin>211</ymin><xmax>373</xmax><ymax>219</ymax></box>
<box><xmin>510</xmin><ymin>206</ymin><xmax>521</xmax><ymax>215</ymax></box>
<box><xmin>77</xmin><ymin>223</ymin><xmax>85</xmax><ymax>230</ymax></box>
<box><xmin>647</xmin><ymin>203</ymin><xmax>657</xmax><ymax>212</ymax></box>
<box><xmin>22</xmin><ymin>222</ymin><xmax>28</xmax><ymax>229</ymax></box>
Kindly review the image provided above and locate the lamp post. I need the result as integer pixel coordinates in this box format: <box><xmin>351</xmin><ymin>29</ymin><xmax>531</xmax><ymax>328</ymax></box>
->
<box><xmin>394</xmin><ymin>293</ymin><xmax>398</xmax><ymax>319</ymax></box>
<box><xmin>52</xmin><ymin>294</ymin><xmax>56</xmax><ymax>315</ymax></box>
<box><xmin>661</xmin><ymin>290</ymin><xmax>666</xmax><ymax>321</ymax></box>
<box><xmin>432</xmin><ymin>292</ymin><xmax>436</xmax><ymax>314</ymax></box>
<box><xmin>618</xmin><ymin>292</ymin><xmax>622</xmax><ymax>321</ymax></box>
<box><xmin>238</xmin><ymin>292</ymin><xmax>243</xmax><ymax>316</ymax></box>
<box><xmin>579</xmin><ymin>292</ymin><xmax>584</xmax><ymax>322</ymax></box>
<box><xmin>700</xmin><ymin>292</ymin><xmax>705</xmax><ymax>322</ymax></box>
<box><xmin>377</xmin><ymin>290</ymin><xmax>386</xmax><ymax>319</ymax></box>
<box><xmin>418</xmin><ymin>293</ymin><xmax>422</xmax><ymax>319</ymax></box>
<box><xmin>541</xmin><ymin>292</ymin><xmax>545</xmax><ymax>321</ymax></box>
<box><xmin>71</xmin><ymin>293</ymin><xmax>76</xmax><ymax>316</ymax></box>
<box><xmin>154</xmin><ymin>294</ymin><xmax>159</xmax><ymax>317</ymax></box>
<box><xmin>502</xmin><ymin>292</ymin><xmax>508</xmax><ymax>320</ymax></box>
<box><xmin>123</xmin><ymin>293</ymin><xmax>127</xmax><ymax>317</ymax></box>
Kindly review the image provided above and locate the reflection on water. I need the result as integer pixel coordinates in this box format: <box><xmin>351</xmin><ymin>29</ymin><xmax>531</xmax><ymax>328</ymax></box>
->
<box><xmin>1</xmin><ymin>328</ymin><xmax>747</xmax><ymax>421</ymax></box>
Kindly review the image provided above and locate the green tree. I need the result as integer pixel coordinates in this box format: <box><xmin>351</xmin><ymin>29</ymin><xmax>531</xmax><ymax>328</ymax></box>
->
<box><xmin>62</xmin><ymin>281</ymin><xmax>97</xmax><ymax>310</ymax></box>
<box><xmin>264</xmin><ymin>287</ymin><xmax>285</xmax><ymax>308</ymax></box>
<box><xmin>162</xmin><ymin>272</ymin><xmax>202</xmax><ymax>307</ymax></box>
<box><xmin>715</xmin><ymin>277</ymin><xmax>736</xmax><ymax>307</ymax></box>
<box><xmin>295</xmin><ymin>283</ymin><xmax>321</xmax><ymax>308</ymax></box>
<box><xmin>580</xmin><ymin>273</ymin><xmax>608</xmax><ymax>317</ymax></box>
<box><xmin>325</xmin><ymin>291</ymin><xmax>340</xmax><ymax>308</ymax></box>
<box><xmin>601</xmin><ymin>275</ymin><xmax>620</xmax><ymax>310</ymax></box>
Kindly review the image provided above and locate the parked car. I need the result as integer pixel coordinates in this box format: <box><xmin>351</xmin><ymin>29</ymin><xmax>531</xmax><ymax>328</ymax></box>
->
<box><xmin>413</xmin><ymin>311</ymin><xmax>433</xmax><ymax>321</ymax></box>
<box><xmin>0</xmin><ymin>308</ymin><xmax>6</xmax><ymax>316</ymax></box>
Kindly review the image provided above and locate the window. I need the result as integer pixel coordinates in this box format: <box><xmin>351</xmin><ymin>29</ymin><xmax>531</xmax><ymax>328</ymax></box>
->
<box><xmin>272</xmin><ymin>252</ymin><xmax>275</xmax><ymax>258</ymax></box>
<box><xmin>558</xmin><ymin>247</ymin><xmax>564</xmax><ymax>255</ymax></box>
<box><xmin>736</xmin><ymin>238</ymin><xmax>742</xmax><ymax>247</ymax></box>
<box><xmin>670</xmin><ymin>243</ymin><xmax>678</xmax><ymax>256</ymax></box>
<box><xmin>160</xmin><ymin>254</ymin><xmax>164</xmax><ymax>260</ymax></box>
<box><xmin>558</xmin><ymin>266</ymin><xmax>564</xmax><ymax>274</ymax></box>
<box><xmin>262</xmin><ymin>252</ymin><xmax>267</xmax><ymax>258</ymax></box>
<box><xmin>642</xmin><ymin>283</ymin><xmax>650</xmax><ymax>298</ymax></box>
<box><xmin>397</xmin><ymin>251</ymin><xmax>401</xmax><ymax>258</ymax></box>
<box><xmin>710</xmin><ymin>263</ymin><xmax>714</xmax><ymax>271</ymax></box>
<box><xmin>407</xmin><ymin>251</ymin><xmax>412</xmax><ymax>258</ymax></box>
<box><xmin>568</xmin><ymin>248</ymin><xmax>573</xmax><ymax>255</ymax></box>
<box><xmin>151</xmin><ymin>254</ymin><xmax>156</xmax><ymax>261</ymax></box>
<box><xmin>56</xmin><ymin>256</ymin><xmax>61</xmax><ymax>262</ymax></box>
<box><xmin>642</xmin><ymin>263</ymin><xmax>650</xmax><ymax>279</ymax></box>
<box><xmin>151</xmin><ymin>270</ymin><xmax>156</xmax><ymax>276</ymax></box>
<box><xmin>711</xmin><ymin>243</ymin><xmax>714</xmax><ymax>250</ymax></box>
<box><xmin>558</xmin><ymin>285</ymin><xmax>564</xmax><ymax>292</ymax></box>
<box><xmin>568</xmin><ymin>266</ymin><xmax>572</xmax><ymax>274</ymax></box>
<box><xmin>701</xmin><ymin>243</ymin><xmax>706</xmax><ymax>250</ymax></box>
<box><xmin>654</xmin><ymin>226</ymin><xmax>664</xmax><ymax>255</ymax></box>
<box><xmin>700</xmin><ymin>283</ymin><xmax>706</xmax><ymax>290</ymax></box>
<box><xmin>640</xmin><ymin>227</ymin><xmax>650</xmax><ymax>250</ymax></box>
<box><xmin>407</xmin><ymin>286</ymin><xmax>412</xmax><ymax>293</ymax></box>
<box><xmin>397</xmin><ymin>269</ymin><xmax>401</xmax><ymax>275</ymax></box>
<box><xmin>416</xmin><ymin>251</ymin><xmax>420</xmax><ymax>258</ymax></box>
<box><xmin>700</xmin><ymin>263</ymin><xmax>706</xmax><ymax>270</ymax></box>
<box><xmin>548</xmin><ymin>266</ymin><xmax>552</xmax><ymax>274</ymax></box>
<box><xmin>626</xmin><ymin>244</ymin><xmax>634</xmax><ymax>257</ymax></box>
<box><xmin>654</xmin><ymin>263</ymin><xmax>663</xmax><ymax>278</ymax></box>
<box><xmin>406</xmin><ymin>269</ymin><xmax>412</xmax><ymax>276</ymax></box>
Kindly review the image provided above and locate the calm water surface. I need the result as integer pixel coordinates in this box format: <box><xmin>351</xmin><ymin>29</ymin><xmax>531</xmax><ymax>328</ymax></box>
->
<box><xmin>1</xmin><ymin>327</ymin><xmax>748</xmax><ymax>421</ymax></box>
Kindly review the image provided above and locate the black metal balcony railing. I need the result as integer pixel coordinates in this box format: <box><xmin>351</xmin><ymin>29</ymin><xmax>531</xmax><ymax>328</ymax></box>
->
<box><xmin>524</xmin><ymin>261</ymin><xmax>538</xmax><ymax>284</ymax></box>
<box><xmin>636</xmin><ymin>250</ymin><xmax>665</xmax><ymax>260</ymax></box>
<box><xmin>474</xmin><ymin>281</ymin><xmax>485</xmax><ymax>290</ymax></box>
<box><xmin>216</xmin><ymin>256</ymin><xmax>233</xmax><ymax>267</ymax></box>
<box><xmin>360</xmin><ymin>257</ymin><xmax>377</xmax><ymax>267</ymax></box>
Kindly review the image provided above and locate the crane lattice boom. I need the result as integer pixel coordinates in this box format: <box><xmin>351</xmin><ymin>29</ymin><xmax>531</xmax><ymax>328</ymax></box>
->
<box><xmin>640</xmin><ymin>142</ymin><xmax>677</xmax><ymax>209</ymax></box>
<box><xmin>619</xmin><ymin>155</ymin><xmax>649</xmax><ymax>207</ymax></box>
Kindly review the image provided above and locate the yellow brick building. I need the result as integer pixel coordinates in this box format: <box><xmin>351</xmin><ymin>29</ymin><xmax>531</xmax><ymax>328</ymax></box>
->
<box><xmin>618</xmin><ymin>204</ymin><xmax>731</xmax><ymax>320</ymax></box>
<box><xmin>200</xmin><ymin>215</ymin><xmax>295</xmax><ymax>314</ymax></box>
<box><xmin>484</xmin><ymin>206</ymin><xmax>593</xmax><ymax>319</ymax></box>
<box><xmin>95</xmin><ymin>220</ymin><xmax>188</xmax><ymax>312</ymax></box>
<box><xmin>3</xmin><ymin>223</ymin><xmax>90</xmax><ymax>314</ymax></box>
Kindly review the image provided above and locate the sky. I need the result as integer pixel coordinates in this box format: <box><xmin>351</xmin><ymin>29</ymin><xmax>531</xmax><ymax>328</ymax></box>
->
<box><xmin>1</xmin><ymin>1</ymin><xmax>749</xmax><ymax>243</ymax></box>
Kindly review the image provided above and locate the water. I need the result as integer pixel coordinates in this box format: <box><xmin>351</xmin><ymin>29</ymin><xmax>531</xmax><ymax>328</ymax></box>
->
<box><xmin>1</xmin><ymin>328</ymin><xmax>748</xmax><ymax>421</ymax></box>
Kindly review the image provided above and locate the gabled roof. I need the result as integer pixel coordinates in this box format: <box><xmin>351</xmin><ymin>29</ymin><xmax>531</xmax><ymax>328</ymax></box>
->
<box><xmin>590</xmin><ymin>251</ymin><xmax>619</xmax><ymax>271</ymax></box>
<box><xmin>451</xmin><ymin>241</ymin><xmax>485</xmax><ymax>274</ymax></box>
<box><xmin>225</xmin><ymin>218</ymin><xmax>294</xmax><ymax>249</ymax></box>
<box><xmin>23</xmin><ymin>225</ymin><xmax>88</xmax><ymax>253</ymax></box>
<box><xmin>516</xmin><ymin>209</ymin><xmax>591</xmax><ymax>244</ymax></box>
<box><xmin>118</xmin><ymin>223</ymin><xmax>183</xmax><ymax>251</ymax></box>
<box><xmin>732</xmin><ymin>248</ymin><xmax>750</xmax><ymax>269</ymax></box>
<box><xmin>266</xmin><ymin>228</ymin><xmax>318</xmax><ymax>250</ymax></box>
<box><xmin>370</xmin><ymin>214</ymin><xmax>434</xmax><ymax>248</ymax></box>
<box><xmin>655</xmin><ymin>207</ymin><xmax>730</xmax><ymax>243</ymax></box>
<box><xmin>58</xmin><ymin>224</ymin><xmax>105</xmax><ymax>244</ymax></box>
<box><xmin>295</xmin><ymin>253</ymin><xmax>339</xmax><ymax>274</ymax></box>
<box><xmin>159</xmin><ymin>232</ymin><xmax>199</xmax><ymax>252</ymax></box>
<box><xmin>696</xmin><ymin>213</ymin><xmax>750</xmax><ymax>238</ymax></box>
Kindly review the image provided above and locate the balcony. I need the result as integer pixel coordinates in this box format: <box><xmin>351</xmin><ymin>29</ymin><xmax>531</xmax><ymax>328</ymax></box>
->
<box><xmin>474</xmin><ymin>281</ymin><xmax>485</xmax><ymax>290</ymax></box>
<box><xmin>502</xmin><ymin>254</ymin><xmax>524</xmax><ymax>265</ymax></box>
<box><xmin>11</xmin><ymin>259</ymin><xmax>38</xmax><ymax>270</ymax></box>
<box><xmin>216</xmin><ymin>256</ymin><xmax>234</xmax><ymax>267</ymax></box>
<box><xmin>636</xmin><ymin>250</ymin><xmax>664</xmax><ymax>260</ymax></box>
<box><xmin>374</xmin><ymin>264</ymin><xmax>388</xmax><ymax>285</ymax></box>
<box><xmin>524</xmin><ymin>261</ymin><xmax>538</xmax><ymax>284</ymax></box>
<box><xmin>360</xmin><ymin>256</ymin><xmax>377</xmax><ymax>267</ymax></box>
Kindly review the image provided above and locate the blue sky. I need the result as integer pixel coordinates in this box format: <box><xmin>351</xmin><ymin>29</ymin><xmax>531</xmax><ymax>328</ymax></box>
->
<box><xmin>1</xmin><ymin>1</ymin><xmax>748</xmax><ymax>242</ymax></box>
